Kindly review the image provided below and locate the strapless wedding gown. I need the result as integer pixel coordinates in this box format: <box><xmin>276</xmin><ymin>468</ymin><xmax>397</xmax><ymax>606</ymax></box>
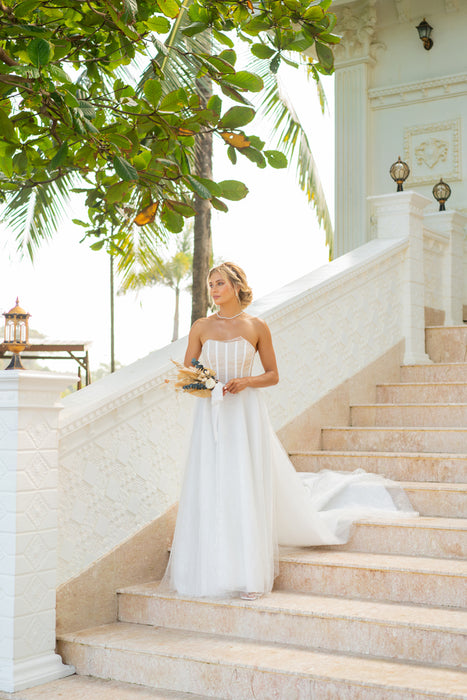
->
<box><xmin>162</xmin><ymin>337</ymin><xmax>418</xmax><ymax>597</ymax></box>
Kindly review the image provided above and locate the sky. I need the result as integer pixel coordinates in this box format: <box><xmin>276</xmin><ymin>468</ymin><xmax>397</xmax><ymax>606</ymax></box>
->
<box><xmin>0</xmin><ymin>66</ymin><xmax>334</xmax><ymax>375</ymax></box>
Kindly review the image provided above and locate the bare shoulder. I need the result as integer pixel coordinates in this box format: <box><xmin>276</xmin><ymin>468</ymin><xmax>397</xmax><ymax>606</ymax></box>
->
<box><xmin>189</xmin><ymin>316</ymin><xmax>210</xmax><ymax>339</ymax></box>
<box><xmin>242</xmin><ymin>314</ymin><xmax>272</xmax><ymax>343</ymax></box>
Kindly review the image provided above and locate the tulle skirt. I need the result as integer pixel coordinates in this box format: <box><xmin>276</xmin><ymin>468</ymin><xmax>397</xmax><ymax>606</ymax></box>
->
<box><xmin>161</xmin><ymin>388</ymin><xmax>418</xmax><ymax>598</ymax></box>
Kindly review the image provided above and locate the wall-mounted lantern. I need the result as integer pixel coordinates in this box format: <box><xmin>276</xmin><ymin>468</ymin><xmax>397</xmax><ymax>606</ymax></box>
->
<box><xmin>416</xmin><ymin>18</ymin><xmax>433</xmax><ymax>51</ymax></box>
<box><xmin>2</xmin><ymin>298</ymin><xmax>31</xmax><ymax>369</ymax></box>
<box><xmin>432</xmin><ymin>178</ymin><xmax>451</xmax><ymax>211</ymax></box>
<box><xmin>390</xmin><ymin>156</ymin><xmax>410</xmax><ymax>192</ymax></box>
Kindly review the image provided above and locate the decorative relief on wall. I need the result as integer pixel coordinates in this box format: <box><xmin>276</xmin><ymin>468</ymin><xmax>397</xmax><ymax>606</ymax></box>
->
<box><xmin>333</xmin><ymin>0</ymin><xmax>377</xmax><ymax>62</ymax></box>
<box><xmin>445</xmin><ymin>0</ymin><xmax>460</xmax><ymax>11</ymax></box>
<box><xmin>404</xmin><ymin>119</ymin><xmax>461</xmax><ymax>185</ymax></box>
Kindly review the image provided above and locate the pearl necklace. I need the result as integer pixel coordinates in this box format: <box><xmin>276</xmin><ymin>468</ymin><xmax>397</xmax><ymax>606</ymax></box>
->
<box><xmin>217</xmin><ymin>310</ymin><xmax>243</xmax><ymax>320</ymax></box>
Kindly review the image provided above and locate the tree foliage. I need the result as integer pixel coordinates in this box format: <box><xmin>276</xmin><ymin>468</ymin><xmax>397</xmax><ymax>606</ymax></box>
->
<box><xmin>0</xmin><ymin>0</ymin><xmax>339</xmax><ymax>257</ymax></box>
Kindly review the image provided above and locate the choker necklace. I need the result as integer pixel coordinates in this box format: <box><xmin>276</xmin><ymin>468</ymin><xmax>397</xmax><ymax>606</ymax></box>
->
<box><xmin>217</xmin><ymin>310</ymin><xmax>243</xmax><ymax>320</ymax></box>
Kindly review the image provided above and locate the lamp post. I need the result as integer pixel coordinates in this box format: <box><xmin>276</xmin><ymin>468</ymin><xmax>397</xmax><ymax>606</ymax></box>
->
<box><xmin>432</xmin><ymin>178</ymin><xmax>451</xmax><ymax>211</ymax></box>
<box><xmin>2</xmin><ymin>298</ymin><xmax>30</xmax><ymax>369</ymax></box>
<box><xmin>390</xmin><ymin>156</ymin><xmax>410</xmax><ymax>192</ymax></box>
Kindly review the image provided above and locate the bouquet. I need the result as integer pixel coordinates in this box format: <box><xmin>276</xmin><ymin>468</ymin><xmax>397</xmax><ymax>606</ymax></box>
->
<box><xmin>171</xmin><ymin>357</ymin><xmax>218</xmax><ymax>398</ymax></box>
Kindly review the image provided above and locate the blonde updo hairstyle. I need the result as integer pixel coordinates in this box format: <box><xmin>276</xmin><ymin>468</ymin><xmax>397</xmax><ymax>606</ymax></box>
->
<box><xmin>208</xmin><ymin>262</ymin><xmax>253</xmax><ymax>310</ymax></box>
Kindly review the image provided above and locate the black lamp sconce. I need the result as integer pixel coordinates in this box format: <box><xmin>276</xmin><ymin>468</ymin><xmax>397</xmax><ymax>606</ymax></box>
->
<box><xmin>416</xmin><ymin>18</ymin><xmax>433</xmax><ymax>50</ymax></box>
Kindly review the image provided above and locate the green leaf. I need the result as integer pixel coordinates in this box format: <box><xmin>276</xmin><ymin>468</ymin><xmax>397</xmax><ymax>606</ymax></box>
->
<box><xmin>211</xmin><ymin>197</ymin><xmax>228</xmax><ymax>212</ymax></box>
<box><xmin>207</xmin><ymin>94</ymin><xmax>222</xmax><ymax>116</ymax></box>
<box><xmin>270</xmin><ymin>54</ymin><xmax>281</xmax><ymax>74</ymax></box>
<box><xmin>183</xmin><ymin>22</ymin><xmax>207</xmax><ymax>37</ymax></box>
<box><xmin>166</xmin><ymin>200</ymin><xmax>196</xmax><ymax>217</ymax></box>
<box><xmin>227</xmin><ymin>145</ymin><xmax>237</xmax><ymax>164</ymax></box>
<box><xmin>212</xmin><ymin>28</ymin><xmax>234</xmax><ymax>48</ymax></box>
<box><xmin>185</xmin><ymin>174</ymin><xmax>212</xmax><ymax>199</ymax></box>
<box><xmin>50</xmin><ymin>142</ymin><xmax>68</xmax><ymax>169</ymax></box>
<box><xmin>161</xmin><ymin>207</ymin><xmax>184</xmax><ymax>232</ymax></box>
<box><xmin>46</xmin><ymin>64</ymin><xmax>73</xmax><ymax>83</ymax></box>
<box><xmin>146</xmin><ymin>15</ymin><xmax>171</xmax><ymax>33</ymax></box>
<box><xmin>90</xmin><ymin>240</ymin><xmax>106</xmax><ymax>251</ymax></box>
<box><xmin>0</xmin><ymin>108</ymin><xmax>17</xmax><ymax>142</ymax></box>
<box><xmin>219</xmin><ymin>106</ymin><xmax>255</xmax><ymax>129</ymax></box>
<box><xmin>63</xmin><ymin>89</ymin><xmax>79</xmax><ymax>108</ymax></box>
<box><xmin>315</xmin><ymin>41</ymin><xmax>334</xmax><ymax>71</ymax></box>
<box><xmin>113</xmin><ymin>155</ymin><xmax>139</xmax><ymax>181</ymax></box>
<box><xmin>223</xmin><ymin>71</ymin><xmax>263</xmax><ymax>92</ymax></box>
<box><xmin>156</xmin><ymin>0</ymin><xmax>179</xmax><ymax>19</ymax></box>
<box><xmin>143</xmin><ymin>79</ymin><xmax>162</xmax><ymax>107</ymax></box>
<box><xmin>218</xmin><ymin>180</ymin><xmax>249</xmax><ymax>201</ymax></box>
<box><xmin>264</xmin><ymin>150</ymin><xmax>288</xmax><ymax>169</ymax></box>
<box><xmin>303</xmin><ymin>6</ymin><xmax>324</xmax><ymax>20</ymax></box>
<box><xmin>107</xmin><ymin>133</ymin><xmax>133</xmax><ymax>150</ymax></box>
<box><xmin>27</xmin><ymin>38</ymin><xmax>53</xmax><ymax>67</ymax></box>
<box><xmin>248</xmin><ymin>135</ymin><xmax>265</xmax><ymax>150</ymax></box>
<box><xmin>242</xmin><ymin>146</ymin><xmax>266</xmax><ymax>168</ymax></box>
<box><xmin>319</xmin><ymin>32</ymin><xmax>341</xmax><ymax>44</ymax></box>
<box><xmin>250</xmin><ymin>44</ymin><xmax>275</xmax><ymax>59</ymax></box>
<box><xmin>219</xmin><ymin>49</ymin><xmax>237</xmax><ymax>66</ymax></box>
<box><xmin>106</xmin><ymin>181</ymin><xmax>130</xmax><ymax>203</ymax></box>
<box><xmin>159</xmin><ymin>88</ymin><xmax>187</xmax><ymax>113</ymax></box>
<box><xmin>72</xmin><ymin>219</ymin><xmax>89</xmax><ymax>227</ymax></box>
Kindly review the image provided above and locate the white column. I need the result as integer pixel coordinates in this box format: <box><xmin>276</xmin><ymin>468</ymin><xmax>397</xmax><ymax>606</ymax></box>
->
<box><xmin>334</xmin><ymin>60</ymin><xmax>370</xmax><ymax>258</ymax></box>
<box><xmin>368</xmin><ymin>192</ymin><xmax>432</xmax><ymax>365</ymax></box>
<box><xmin>0</xmin><ymin>371</ymin><xmax>76</xmax><ymax>693</ymax></box>
<box><xmin>424</xmin><ymin>211</ymin><xmax>467</xmax><ymax>326</ymax></box>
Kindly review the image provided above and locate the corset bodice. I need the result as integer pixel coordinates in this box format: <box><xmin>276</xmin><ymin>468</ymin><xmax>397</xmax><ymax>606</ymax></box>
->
<box><xmin>200</xmin><ymin>337</ymin><xmax>256</xmax><ymax>383</ymax></box>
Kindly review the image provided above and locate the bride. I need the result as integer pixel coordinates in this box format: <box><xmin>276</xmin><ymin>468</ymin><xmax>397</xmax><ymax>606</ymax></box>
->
<box><xmin>162</xmin><ymin>262</ymin><xmax>418</xmax><ymax>600</ymax></box>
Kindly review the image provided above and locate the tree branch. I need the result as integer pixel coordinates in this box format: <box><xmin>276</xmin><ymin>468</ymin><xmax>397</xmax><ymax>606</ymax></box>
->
<box><xmin>0</xmin><ymin>47</ymin><xmax>19</xmax><ymax>66</ymax></box>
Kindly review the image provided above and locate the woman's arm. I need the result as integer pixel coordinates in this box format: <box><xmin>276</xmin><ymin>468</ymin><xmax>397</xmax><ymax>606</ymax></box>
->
<box><xmin>223</xmin><ymin>320</ymin><xmax>279</xmax><ymax>394</ymax></box>
<box><xmin>183</xmin><ymin>319</ymin><xmax>204</xmax><ymax>367</ymax></box>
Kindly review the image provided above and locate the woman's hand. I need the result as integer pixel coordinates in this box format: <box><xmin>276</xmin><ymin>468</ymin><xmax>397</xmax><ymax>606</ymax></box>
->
<box><xmin>223</xmin><ymin>377</ymin><xmax>250</xmax><ymax>395</ymax></box>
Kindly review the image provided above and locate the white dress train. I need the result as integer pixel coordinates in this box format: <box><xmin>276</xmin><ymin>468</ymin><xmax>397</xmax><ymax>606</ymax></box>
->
<box><xmin>161</xmin><ymin>337</ymin><xmax>418</xmax><ymax>597</ymax></box>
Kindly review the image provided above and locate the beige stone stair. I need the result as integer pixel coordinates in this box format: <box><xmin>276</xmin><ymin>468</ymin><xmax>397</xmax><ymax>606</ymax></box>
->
<box><xmin>400</xmin><ymin>362</ymin><xmax>467</xmax><ymax>382</ymax></box>
<box><xmin>291</xmin><ymin>449</ymin><xmax>467</xmax><ymax>482</ymax></box>
<box><xmin>322</xmin><ymin>426</ymin><xmax>467</xmax><ymax>452</ymax></box>
<box><xmin>351</xmin><ymin>403</ymin><xmax>467</xmax><ymax>427</ymax></box>
<box><xmin>377</xmin><ymin>381</ymin><xmax>467</xmax><ymax>403</ymax></box>
<box><xmin>276</xmin><ymin>549</ymin><xmax>466</xmax><ymax>607</ymax></box>
<box><xmin>57</xmin><ymin>623</ymin><xmax>467</xmax><ymax>699</ymax></box>
<box><xmin>116</xmin><ymin>583</ymin><xmax>466</xmax><ymax>668</ymax></box>
<box><xmin>56</xmin><ymin>327</ymin><xmax>467</xmax><ymax>698</ymax></box>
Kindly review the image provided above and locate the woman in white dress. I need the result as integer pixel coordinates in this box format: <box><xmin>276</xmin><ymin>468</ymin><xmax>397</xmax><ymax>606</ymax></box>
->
<box><xmin>162</xmin><ymin>262</ymin><xmax>417</xmax><ymax>600</ymax></box>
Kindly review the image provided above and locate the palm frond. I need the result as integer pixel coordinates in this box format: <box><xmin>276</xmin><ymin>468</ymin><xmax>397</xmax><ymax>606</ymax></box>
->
<box><xmin>249</xmin><ymin>56</ymin><xmax>333</xmax><ymax>256</ymax></box>
<box><xmin>1</xmin><ymin>173</ymin><xmax>77</xmax><ymax>260</ymax></box>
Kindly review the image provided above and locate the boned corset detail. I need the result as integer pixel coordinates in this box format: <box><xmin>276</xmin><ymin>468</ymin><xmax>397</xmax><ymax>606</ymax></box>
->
<box><xmin>201</xmin><ymin>337</ymin><xmax>256</xmax><ymax>384</ymax></box>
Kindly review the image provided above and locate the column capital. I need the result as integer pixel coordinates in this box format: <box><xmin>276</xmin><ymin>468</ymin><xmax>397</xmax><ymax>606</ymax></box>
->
<box><xmin>334</xmin><ymin>0</ymin><xmax>380</xmax><ymax>67</ymax></box>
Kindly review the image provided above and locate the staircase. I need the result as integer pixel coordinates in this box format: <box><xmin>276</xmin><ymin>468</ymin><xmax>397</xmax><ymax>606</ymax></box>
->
<box><xmin>57</xmin><ymin>327</ymin><xmax>467</xmax><ymax>699</ymax></box>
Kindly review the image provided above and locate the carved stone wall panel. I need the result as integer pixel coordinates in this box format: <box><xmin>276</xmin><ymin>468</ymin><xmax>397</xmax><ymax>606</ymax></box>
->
<box><xmin>404</xmin><ymin>119</ymin><xmax>461</xmax><ymax>185</ymax></box>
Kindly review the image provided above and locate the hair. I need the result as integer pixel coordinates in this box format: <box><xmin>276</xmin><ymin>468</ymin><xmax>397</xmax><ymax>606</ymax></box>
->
<box><xmin>207</xmin><ymin>262</ymin><xmax>253</xmax><ymax>309</ymax></box>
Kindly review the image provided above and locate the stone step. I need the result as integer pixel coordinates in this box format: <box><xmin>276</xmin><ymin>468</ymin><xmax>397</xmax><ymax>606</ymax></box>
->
<box><xmin>290</xmin><ymin>450</ymin><xmax>467</xmax><ymax>483</ymax></box>
<box><xmin>377</xmin><ymin>382</ymin><xmax>467</xmax><ymax>404</ymax></box>
<box><xmin>117</xmin><ymin>583</ymin><xmax>467</xmax><ymax>669</ymax></box>
<box><xmin>334</xmin><ymin>516</ymin><xmax>467</xmax><ymax>559</ymax></box>
<box><xmin>275</xmin><ymin>549</ymin><xmax>466</xmax><ymax>607</ymax></box>
<box><xmin>322</xmin><ymin>426</ymin><xmax>467</xmax><ymax>453</ymax></box>
<box><xmin>426</xmin><ymin>326</ymin><xmax>467</xmax><ymax>364</ymax></box>
<box><xmin>57</xmin><ymin>623</ymin><xmax>467</xmax><ymax>699</ymax></box>
<box><xmin>400</xmin><ymin>363</ymin><xmax>467</xmax><ymax>383</ymax></box>
<box><xmin>0</xmin><ymin>675</ymin><xmax>217</xmax><ymax>700</ymax></box>
<box><xmin>351</xmin><ymin>403</ymin><xmax>467</xmax><ymax>427</ymax></box>
<box><xmin>403</xmin><ymin>481</ymin><xmax>467</xmax><ymax>518</ymax></box>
